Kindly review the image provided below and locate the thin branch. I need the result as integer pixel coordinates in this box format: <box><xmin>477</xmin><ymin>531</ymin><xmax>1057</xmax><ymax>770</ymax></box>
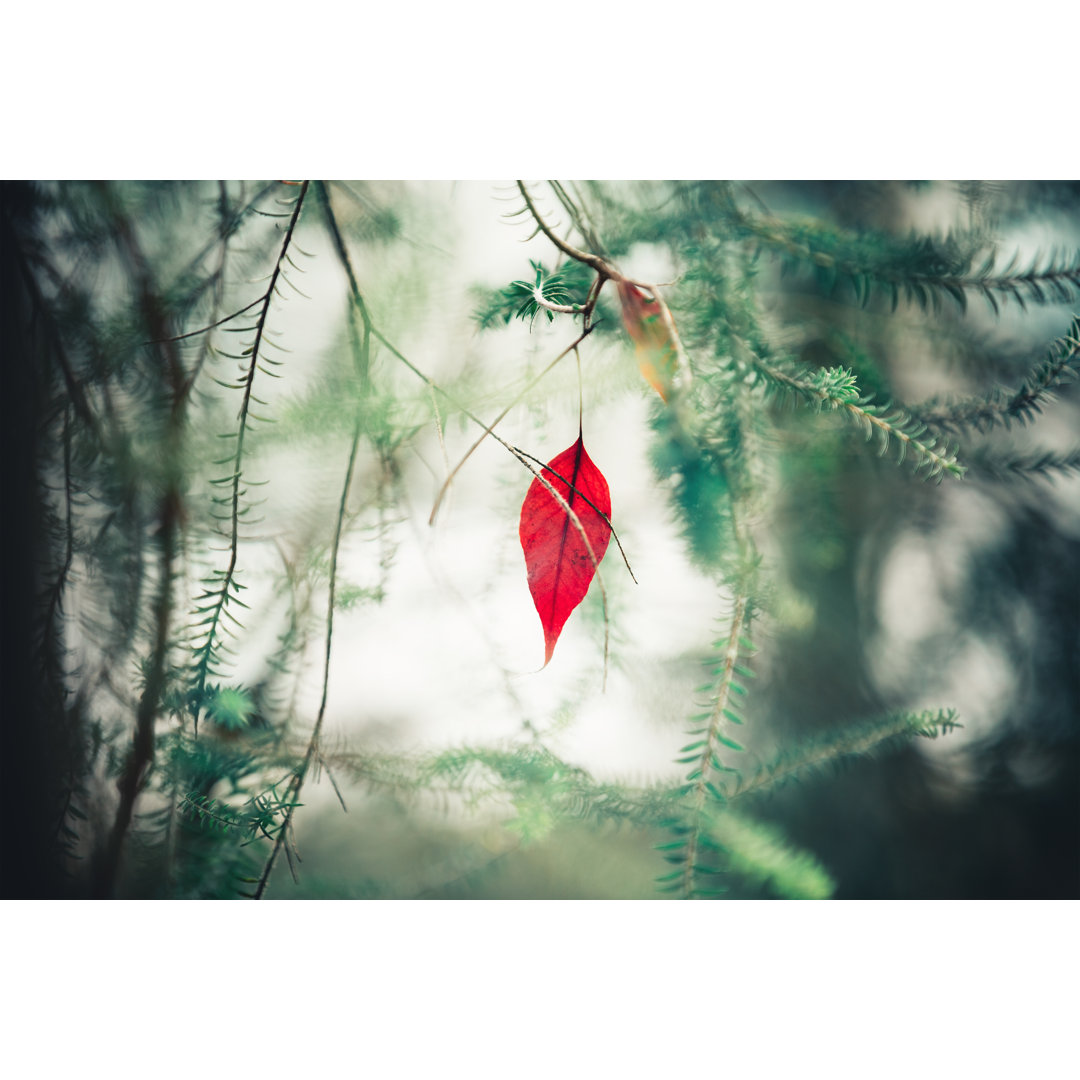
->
<box><xmin>148</xmin><ymin>295</ymin><xmax>264</xmax><ymax>346</ymax></box>
<box><xmin>252</xmin><ymin>325</ymin><xmax>364</xmax><ymax>899</ymax></box>
<box><xmin>252</xmin><ymin>181</ymin><xmax>370</xmax><ymax>898</ymax></box>
<box><xmin>916</xmin><ymin>317</ymin><xmax>1080</xmax><ymax>434</ymax></box>
<box><xmin>428</xmin><ymin>326</ymin><xmax>595</xmax><ymax>525</ymax></box>
<box><xmin>181</xmin><ymin>181</ymin><xmax>235</xmax><ymax>400</ymax></box>
<box><xmin>516</xmin><ymin>181</ymin><xmax>609</xmax><ymax>274</ymax></box>
<box><xmin>548</xmin><ymin>179</ymin><xmax>605</xmax><ymax>256</ymax></box>
<box><xmin>9</xmin><ymin>231</ymin><xmax>106</xmax><ymax>445</ymax></box>
<box><xmin>93</xmin><ymin>183</ymin><xmax>187</xmax><ymax>895</ymax></box>
<box><xmin>515</xmin><ymin>180</ymin><xmax>673</xmax><ymax>293</ymax></box>
<box><xmin>725</xmin><ymin>709</ymin><xmax>961</xmax><ymax>801</ymax></box>
<box><xmin>531</xmin><ymin>288</ymin><xmax>586</xmax><ymax>315</ymax></box>
<box><xmin>742</xmin><ymin>343</ymin><xmax>965</xmax><ymax>481</ymax></box>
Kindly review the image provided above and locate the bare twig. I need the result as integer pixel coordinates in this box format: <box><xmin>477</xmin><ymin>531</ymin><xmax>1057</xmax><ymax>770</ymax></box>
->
<box><xmin>428</xmin><ymin>326</ymin><xmax>595</xmax><ymax>525</ymax></box>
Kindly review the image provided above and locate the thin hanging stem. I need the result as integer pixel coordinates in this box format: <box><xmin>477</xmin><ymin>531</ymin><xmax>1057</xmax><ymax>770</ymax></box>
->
<box><xmin>252</xmin><ymin>404</ymin><xmax>362</xmax><ymax>899</ymax></box>
<box><xmin>576</xmin><ymin>344</ymin><xmax>583</xmax><ymax>439</ymax></box>
<box><xmin>253</xmin><ymin>182</ymin><xmax>370</xmax><ymax>899</ymax></box>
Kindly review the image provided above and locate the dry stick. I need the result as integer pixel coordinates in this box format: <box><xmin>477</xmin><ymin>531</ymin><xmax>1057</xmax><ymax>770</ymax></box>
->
<box><xmin>516</xmin><ymin>182</ymin><xmax>668</xmax><ymax>288</ymax></box>
<box><xmin>517</xmin><ymin>181</ymin><xmax>684</xmax><ymax>298</ymax></box>
<box><xmin>428</xmin><ymin>326</ymin><xmax>594</xmax><ymax>525</ymax></box>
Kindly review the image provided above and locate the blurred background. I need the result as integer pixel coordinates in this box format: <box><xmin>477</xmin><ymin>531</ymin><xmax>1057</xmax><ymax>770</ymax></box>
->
<box><xmin>3</xmin><ymin>179</ymin><xmax>1077</xmax><ymax>899</ymax></box>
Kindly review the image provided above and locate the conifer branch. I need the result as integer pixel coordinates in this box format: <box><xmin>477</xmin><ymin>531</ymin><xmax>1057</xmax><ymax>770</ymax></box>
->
<box><xmin>730</xmin><ymin>207</ymin><xmax>1080</xmax><ymax>313</ymax></box>
<box><xmin>43</xmin><ymin>406</ymin><xmax>75</xmax><ymax>657</ymax></box>
<box><xmin>673</xmin><ymin>592</ymin><xmax>749</xmax><ymax>900</ymax></box>
<box><xmin>916</xmin><ymin>315</ymin><xmax>1080</xmax><ymax>434</ymax></box>
<box><xmin>150</xmin><ymin>295</ymin><xmax>265</xmax><ymax>347</ymax></box>
<box><xmin>94</xmin><ymin>185</ymin><xmax>187</xmax><ymax>895</ymax></box>
<box><xmin>706</xmin><ymin>810</ymin><xmax>835</xmax><ymax>899</ymax></box>
<box><xmin>190</xmin><ymin>181</ymin><xmax>310</xmax><ymax>725</ymax></box>
<box><xmin>968</xmin><ymin>446</ymin><xmax>1080</xmax><ymax>484</ymax></box>
<box><xmin>745</xmin><ymin>347</ymin><xmax>966</xmax><ymax>480</ymax></box>
<box><xmin>726</xmin><ymin>708</ymin><xmax>962</xmax><ymax>801</ymax></box>
<box><xmin>9</xmin><ymin>232</ymin><xmax>105</xmax><ymax>445</ymax></box>
<box><xmin>406</xmin><ymin>743</ymin><xmax>682</xmax><ymax>831</ymax></box>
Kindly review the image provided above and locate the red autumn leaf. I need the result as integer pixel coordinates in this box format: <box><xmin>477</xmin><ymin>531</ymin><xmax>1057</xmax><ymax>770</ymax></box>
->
<box><xmin>617</xmin><ymin>280</ymin><xmax>682</xmax><ymax>401</ymax></box>
<box><xmin>519</xmin><ymin>435</ymin><xmax>612</xmax><ymax>666</ymax></box>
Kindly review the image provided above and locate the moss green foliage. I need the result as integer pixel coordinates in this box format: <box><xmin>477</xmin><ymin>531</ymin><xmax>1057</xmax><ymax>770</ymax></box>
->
<box><xmin>6</xmin><ymin>179</ymin><xmax>1076</xmax><ymax>899</ymax></box>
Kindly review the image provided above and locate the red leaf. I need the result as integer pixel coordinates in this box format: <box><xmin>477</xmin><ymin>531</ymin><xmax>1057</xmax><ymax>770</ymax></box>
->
<box><xmin>617</xmin><ymin>280</ymin><xmax>681</xmax><ymax>401</ymax></box>
<box><xmin>519</xmin><ymin>436</ymin><xmax>612</xmax><ymax>665</ymax></box>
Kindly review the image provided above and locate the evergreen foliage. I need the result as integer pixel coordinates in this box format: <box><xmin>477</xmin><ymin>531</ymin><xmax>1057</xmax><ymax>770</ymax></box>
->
<box><xmin>3</xmin><ymin>179</ymin><xmax>1077</xmax><ymax>899</ymax></box>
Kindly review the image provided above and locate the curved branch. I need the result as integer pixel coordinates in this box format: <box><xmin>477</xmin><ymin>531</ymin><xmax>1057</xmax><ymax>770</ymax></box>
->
<box><xmin>516</xmin><ymin>181</ymin><xmax>610</xmax><ymax>275</ymax></box>
<box><xmin>428</xmin><ymin>326</ymin><xmax>595</xmax><ymax>525</ymax></box>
